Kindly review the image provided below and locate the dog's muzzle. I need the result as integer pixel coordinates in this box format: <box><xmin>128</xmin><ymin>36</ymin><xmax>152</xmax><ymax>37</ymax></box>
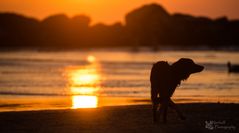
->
<box><xmin>190</xmin><ymin>64</ymin><xmax>204</xmax><ymax>73</ymax></box>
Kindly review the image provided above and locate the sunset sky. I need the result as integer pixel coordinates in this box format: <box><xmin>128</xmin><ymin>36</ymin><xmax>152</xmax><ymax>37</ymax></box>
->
<box><xmin>0</xmin><ymin>0</ymin><xmax>238</xmax><ymax>24</ymax></box>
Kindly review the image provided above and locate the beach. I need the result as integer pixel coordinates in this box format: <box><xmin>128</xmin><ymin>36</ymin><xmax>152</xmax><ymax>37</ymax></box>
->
<box><xmin>0</xmin><ymin>51</ymin><xmax>239</xmax><ymax>132</ymax></box>
<box><xmin>0</xmin><ymin>103</ymin><xmax>238</xmax><ymax>133</ymax></box>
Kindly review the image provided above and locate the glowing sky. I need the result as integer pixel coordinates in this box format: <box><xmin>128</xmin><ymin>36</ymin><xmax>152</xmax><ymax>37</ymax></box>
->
<box><xmin>0</xmin><ymin>0</ymin><xmax>238</xmax><ymax>24</ymax></box>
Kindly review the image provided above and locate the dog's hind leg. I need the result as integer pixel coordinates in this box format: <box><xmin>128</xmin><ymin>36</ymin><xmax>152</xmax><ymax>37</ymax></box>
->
<box><xmin>161</xmin><ymin>100</ymin><xmax>169</xmax><ymax>123</ymax></box>
<box><xmin>158</xmin><ymin>103</ymin><xmax>163</xmax><ymax>122</ymax></box>
<box><xmin>169</xmin><ymin>99</ymin><xmax>186</xmax><ymax>120</ymax></box>
<box><xmin>151</xmin><ymin>89</ymin><xmax>160</xmax><ymax>123</ymax></box>
<box><xmin>163</xmin><ymin>104</ymin><xmax>168</xmax><ymax>123</ymax></box>
<box><xmin>152</xmin><ymin>103</ymin><xmax>158</xmax><ymax>123</ymax></box>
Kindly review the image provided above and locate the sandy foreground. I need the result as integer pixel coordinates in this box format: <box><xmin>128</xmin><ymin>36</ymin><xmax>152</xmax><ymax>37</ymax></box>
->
<box><xmin>0</xmin><ymin>103</ymin><xmax>238</xmax><ymax>133</ymax></box>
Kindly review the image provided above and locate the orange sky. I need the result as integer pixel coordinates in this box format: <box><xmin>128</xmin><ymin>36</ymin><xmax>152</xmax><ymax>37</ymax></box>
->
<box><xmin>0</xmin><ymin>0</ymin><xmax>238</xmax><ymax>24</ymax></box>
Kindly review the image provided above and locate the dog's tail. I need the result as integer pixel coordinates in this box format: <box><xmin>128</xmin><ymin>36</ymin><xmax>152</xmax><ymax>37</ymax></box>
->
<box><xmin>150</xmin><ymin>61</ymin><xmax>171</xmax><ymax>103</ymax></box>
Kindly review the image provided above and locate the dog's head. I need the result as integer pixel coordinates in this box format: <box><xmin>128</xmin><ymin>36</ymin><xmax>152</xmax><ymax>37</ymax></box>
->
<box><xmin>172</xmin><ymin>58</ymin><xmax>204</xmax><ymax>80</ymax></box>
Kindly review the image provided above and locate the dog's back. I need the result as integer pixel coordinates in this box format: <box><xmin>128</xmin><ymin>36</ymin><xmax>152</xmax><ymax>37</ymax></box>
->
<box><xmin>150</xmin><ymin>61</ymin><xmax>170</xmax><ymax>86</ymax></box>
<box><xmin>150</xmin><ymin>61</ymin><xmax>171</xmax><ymax>102</ymax></box>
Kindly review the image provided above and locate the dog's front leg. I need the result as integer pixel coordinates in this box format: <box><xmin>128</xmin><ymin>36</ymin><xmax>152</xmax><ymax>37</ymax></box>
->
<box><xmin>169</xmin><ymin>99</ymin><xmax>186</xmax><ymax>120</ymax></box>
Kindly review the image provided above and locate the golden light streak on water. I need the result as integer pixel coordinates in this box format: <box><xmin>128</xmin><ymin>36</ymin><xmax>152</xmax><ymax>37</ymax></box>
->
<box><xmin>71</xmin><ymin>95</ymin><xmax>98</xmax><ymax>109</ymax></box>
<box><xmin>66</xmin><ymin>56</ymin><xmax>100</xmax><ymax>109</ymax></box>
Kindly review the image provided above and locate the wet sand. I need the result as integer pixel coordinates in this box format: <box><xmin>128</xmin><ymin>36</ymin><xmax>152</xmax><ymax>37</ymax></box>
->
<box><xmin>0</xmin><ymin>103</ymin><xmax>238</xmax><ymax>133</ymax></box>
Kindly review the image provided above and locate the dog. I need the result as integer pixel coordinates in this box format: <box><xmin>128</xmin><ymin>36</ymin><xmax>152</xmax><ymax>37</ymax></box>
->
<box><xmin>150</xmin><ymin>58</ymin><xmax>204</xmax><ymax>123</ymax></box>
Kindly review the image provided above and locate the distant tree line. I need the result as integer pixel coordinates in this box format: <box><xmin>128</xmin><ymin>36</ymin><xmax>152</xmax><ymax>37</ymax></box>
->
<box><xmin>0</xmin><ymin>4</ymin><xmax>239</xmax><ymax>49</ymax></box>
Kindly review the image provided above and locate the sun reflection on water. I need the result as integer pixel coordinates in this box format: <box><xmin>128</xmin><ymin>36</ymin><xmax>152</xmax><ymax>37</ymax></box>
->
<box><xmin>70</xmin><ymin>69</ymin><xmax>99</xmax><ymax>86</ymax></box>
<box><xmin>66</xmin><ymin>56</ymin><xmax>100</xmax><ymax>109</ymax></box>
<box><xmin>72</xmin><ymin>95</ymin><xmax>98</xmax><ymax>109</ymax></box>
<box><xmin>71</xmin><ymin>87</ymin><xmax>99</xmax><ymax>95</ymax></box>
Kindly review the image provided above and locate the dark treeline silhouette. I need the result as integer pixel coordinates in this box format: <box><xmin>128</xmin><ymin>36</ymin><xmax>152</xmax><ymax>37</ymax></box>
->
<box><xmin>0</xmin><ymin>3</ymin><xmax>239</xmax><ymax>50</ymax></box>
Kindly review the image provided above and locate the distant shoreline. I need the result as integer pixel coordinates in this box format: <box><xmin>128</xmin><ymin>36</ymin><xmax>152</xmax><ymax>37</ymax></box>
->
<box><xmin>1</xmin><ymin>46</ymin><xmax>239</xmax><ymax>52</ymax></box>
<box><xmin>1</xmin><ymin>4</ymin><xmax>239</xmax><ymax>50</ymax></box>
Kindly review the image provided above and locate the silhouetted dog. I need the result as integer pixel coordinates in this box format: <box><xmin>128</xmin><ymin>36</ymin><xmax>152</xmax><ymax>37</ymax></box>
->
<box><xmin>150</xmin><ymin>58</ymin><xmax>204</xmax><ymax>123</ymax></box>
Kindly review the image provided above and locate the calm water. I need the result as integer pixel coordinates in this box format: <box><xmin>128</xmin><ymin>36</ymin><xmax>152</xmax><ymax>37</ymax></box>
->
<box><xmin>0</xmin><ymin>49</ymin><xmax>239</xmax><ymax>111</ymax></box>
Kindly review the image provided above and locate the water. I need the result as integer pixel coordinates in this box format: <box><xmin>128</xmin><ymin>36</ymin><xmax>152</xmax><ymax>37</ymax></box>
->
<box><xmin>0</xmin><ymin>49</ymin><xmax>239</xmax><ymax>111</ymax></box>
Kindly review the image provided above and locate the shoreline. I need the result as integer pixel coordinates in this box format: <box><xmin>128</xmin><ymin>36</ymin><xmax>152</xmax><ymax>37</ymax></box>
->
<box><xmin>0</xmin><ymin>103</ymin><xmax>238</xmax><ymax>133</ymax></box>
<box><xmin>1</xmin><ymin>95</ymin><xmax>239</xmax><ymax>113</ymax></box>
